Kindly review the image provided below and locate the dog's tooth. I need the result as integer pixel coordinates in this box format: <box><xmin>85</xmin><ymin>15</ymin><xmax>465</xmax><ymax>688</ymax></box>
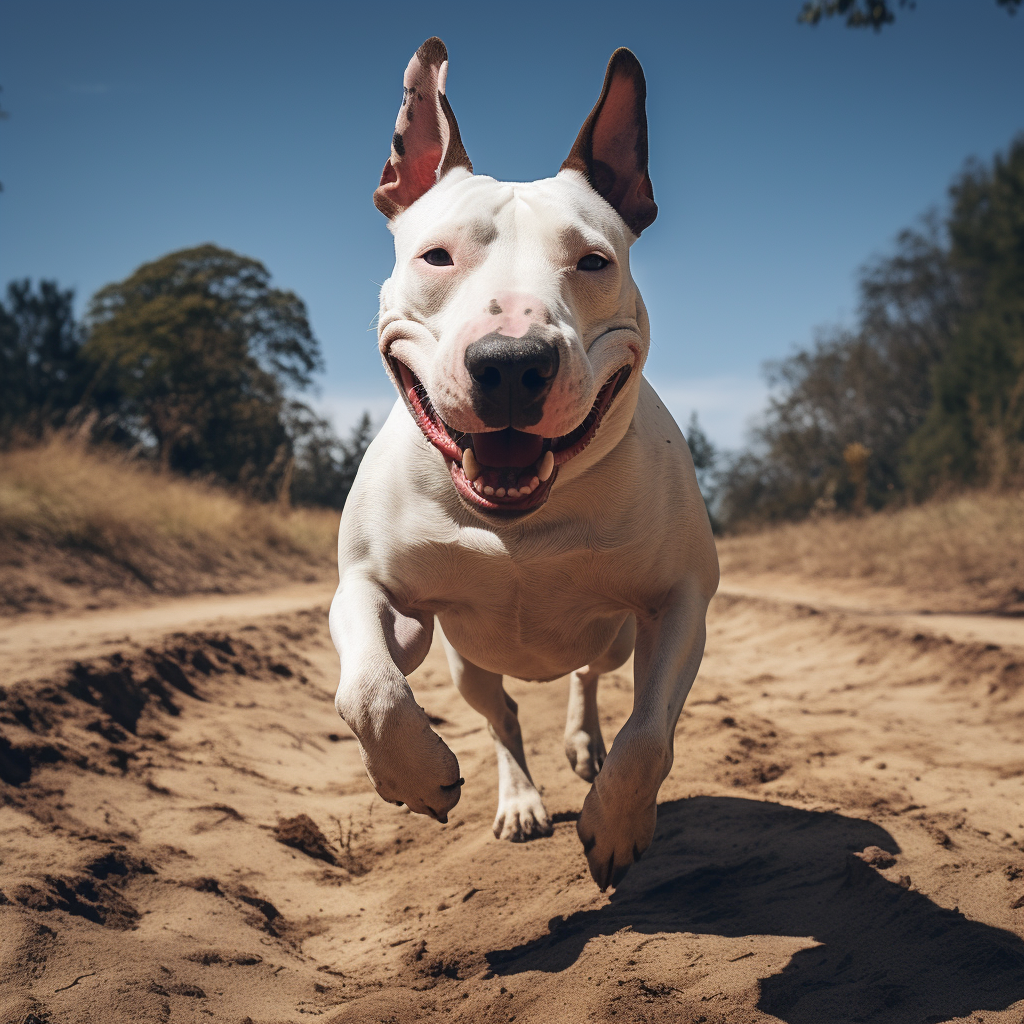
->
<box><xmin>538</xmin><ymin>450</ymin><xmax>554</xmax><ymax>482</ymax></box>
<box><xmin>518</xmin><ymin>483</ymin><xmax>532</xmax><ymax>495</ymax></box>
<box><xmin>530</xmin><ymin>476</ymin><xmax>540</xmax><ymax>489</ymax></box>
<box><xmin>463</xmin><ymin>447</ymin><xmax>481</xmax><ymax>480</ymax></box>
<box><xmin>507</xmin><ymin>488</ymin><xmax>520</xmax><ymax>498</ymax></box>
<box><xmin>496</xmin><ymin>488</ymin><xmax>506</xmax><ymax>497</ymax></box>
<box><xmin>484</xmin><ymin>485</ymin><xmax>494</xmax><ymax>496</ymax></box>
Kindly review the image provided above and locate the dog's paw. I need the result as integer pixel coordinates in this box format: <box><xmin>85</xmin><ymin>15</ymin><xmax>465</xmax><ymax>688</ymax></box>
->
<box><xmin>576</xmin><ymin>780</ymin><xmax>657</xmax><ymax>890</ymax></box>
<box><xmin>356</xmin><ymin>708</ymin><xmax>463</xmax><ymax>823</ymax></box>
<box><xmin>564</xmin><ymin>728</ymin><xmax>606</xmax><ymax>783</ymax></box>
<box><xmin>493</xmin><ymin>789</ymin><xmax>553</xmax><ymax>843</ymax></box>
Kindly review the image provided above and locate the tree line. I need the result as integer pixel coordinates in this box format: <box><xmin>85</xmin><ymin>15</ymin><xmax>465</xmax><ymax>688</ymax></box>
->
<box><xmin>701</xmin><ymin>134</ymin><xmax>1024</xmax><ymax>530</ymax></box>
<box><xmin>0</xmin><ymin>244</ymin><xmax>374</xmax><ymax>508</ymax></box>
<box><xmin>798</xmin><ymin>0</ymin><xmax>1020</xmax><ymax>32</ymax></box>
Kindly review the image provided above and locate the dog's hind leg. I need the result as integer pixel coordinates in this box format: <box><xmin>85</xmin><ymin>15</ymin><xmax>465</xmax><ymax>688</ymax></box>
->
<box><xmin>564</xmin><ymin>614</ymin><xmax>636</xmax><ymax>782</ymax></box>
<box><xmin>440</xmin><ymin>630</ymin><xmax>553</xmax><ymax>843</ymax></box>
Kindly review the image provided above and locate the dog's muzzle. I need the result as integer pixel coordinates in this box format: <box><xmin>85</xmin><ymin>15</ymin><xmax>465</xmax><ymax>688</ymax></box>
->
<box><xmin>393</xmin><ymin>359</ymin><xmax>631</xmax><ymax>517</ymax></box>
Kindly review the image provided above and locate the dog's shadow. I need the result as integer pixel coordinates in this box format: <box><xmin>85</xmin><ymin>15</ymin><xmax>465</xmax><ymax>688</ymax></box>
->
<box><xmin>487</xmin><ymin>797</ymin><xmax>1024</xmax><ymax>1023</ymax></box>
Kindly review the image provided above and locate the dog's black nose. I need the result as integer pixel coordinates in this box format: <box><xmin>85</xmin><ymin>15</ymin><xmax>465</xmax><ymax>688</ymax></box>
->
<box><xmin>465</xmin><ymin>331</ymin><xmax>560</xmax><ymax>428</ymax></box>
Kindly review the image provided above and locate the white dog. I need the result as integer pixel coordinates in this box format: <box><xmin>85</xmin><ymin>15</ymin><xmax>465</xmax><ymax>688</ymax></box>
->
<box><xmin>330</xmin><ymin>37</ymin><xmax>718</xmax><ymax>890</ymax></box>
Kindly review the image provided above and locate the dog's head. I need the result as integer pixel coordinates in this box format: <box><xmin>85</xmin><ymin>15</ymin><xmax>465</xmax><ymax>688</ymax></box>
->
<box><xmin>374</xmin><ymin>38</ymin><xmax>657</xmax><ymax>517</ymax></box>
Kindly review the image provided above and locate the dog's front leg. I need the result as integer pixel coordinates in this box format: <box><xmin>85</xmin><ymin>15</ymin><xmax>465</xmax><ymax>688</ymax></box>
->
<box><xmin>330</xmin><ymin>575</ymin><xmax>463</xmax><ymax>822</ymax></box>
<box><xmin>576</xmin><ymin>580</ymin><xmax>710</xmax><ymax>889</ymax></box>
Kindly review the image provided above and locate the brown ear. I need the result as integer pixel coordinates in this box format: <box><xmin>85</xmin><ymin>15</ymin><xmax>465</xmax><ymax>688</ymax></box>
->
<box><xmin>561</xmin><ymin>48</ymin><xmax>657</xmax><ymax>236</ymax></box>
<box><xmin>373</xmin><ymin>37</ymin><xmax>473</xmax><ymax>219</ymax></box>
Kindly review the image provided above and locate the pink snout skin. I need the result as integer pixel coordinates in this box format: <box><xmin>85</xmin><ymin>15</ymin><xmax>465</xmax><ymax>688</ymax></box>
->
<box><xmin>458</xmin><ymin>292</ymin><xmax>552</xmax><ymax>349</ymax></box>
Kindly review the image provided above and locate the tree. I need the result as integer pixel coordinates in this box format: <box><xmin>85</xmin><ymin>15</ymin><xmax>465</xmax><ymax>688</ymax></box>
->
<box><xmin>84</xmin><ymin>244</ymin><xmax>323</xmax><ymax>495</ymax></box>
<box><xmin>904</xmin><ymin>138</ymin><xmax>1024</xmax><ymax>491</ymax></box>
<box><xmin>288</xmin><ymin>406</ymin><xmax>375</xmax><ymax>509</ymax></box>
<box><xmin>798</xmin><ymin>0</ymin><xmax>1020</xmax><ymax>31</ymax></box>
<box><xmin>685</xmin><ymin>412</ymin><xmax>716</xmax><ymax>491</ymax></box>
<box><xmin>0</xmin><ymin>279</ymin><xmax>89</xmax><ymax>440</ymax></box>
<box><xmin>1</xmin><ymin>249</ymin><xmax>374</xmax><ymax>509</ymax></box>
<box><xmin>717</xmin><ymin>133</ymin><xmax>1024</xmax><ymax>528</ymax></box>
<box><xmin>717</xmin><ymin>219</ymin><xmax>958</xmax><ymax>527</ymax></box>
<box><xmin>682</xmin><ymin>412</ymin><xmax>720</xmax><ymax>530</ymax></box>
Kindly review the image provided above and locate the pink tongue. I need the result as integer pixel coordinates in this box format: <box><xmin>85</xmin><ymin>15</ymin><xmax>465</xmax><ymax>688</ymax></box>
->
<box><xmin>471</xmin><ymin>429</ymin><xmax>544</xmax><ymax>468</ymax></box>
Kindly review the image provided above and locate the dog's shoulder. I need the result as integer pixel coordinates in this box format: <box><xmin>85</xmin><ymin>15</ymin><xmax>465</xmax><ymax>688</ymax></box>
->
<box><xmin>629</xmin><ymin>376</ymin><xmax>719</xmax><ymax>590</ymax></box>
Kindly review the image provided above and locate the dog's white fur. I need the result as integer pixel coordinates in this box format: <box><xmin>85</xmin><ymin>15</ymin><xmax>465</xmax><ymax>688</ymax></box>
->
<box><xmin>330</xmin><ymin>40</ymin><xmax>718</xmax><ymax>889</ymax></box>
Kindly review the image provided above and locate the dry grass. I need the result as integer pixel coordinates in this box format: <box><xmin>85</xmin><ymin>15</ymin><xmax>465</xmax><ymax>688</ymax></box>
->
<box><xmin>717</xmin><ymin>491</ymin><xmax>1024</xmax><ymax>613</ymax></box>
<box><xmin>7</xmin><ymin>439</ymin><xmax>1019</xmax><ymax>618</ymax></box>
<box><xmin>0</xmin><ymin>438</ymin><xmax>339</xmax><ymax>614</ymax></box>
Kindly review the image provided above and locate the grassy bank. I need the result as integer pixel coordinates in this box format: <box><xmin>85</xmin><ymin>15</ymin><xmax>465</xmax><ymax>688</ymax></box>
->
<box><xmin>0</xmin><ymin>438</ymin><xmax>339</xmax><ymax>614</ymax></box>
<box><xmin>717</xmin><ymin>491</ymin><xmax>1024</xmax><ymax>613</ymax></box>
<box><xmin>5</xmin><ymin>439</ymin><xmax>1019</xmax><ymax>618</ymax></box>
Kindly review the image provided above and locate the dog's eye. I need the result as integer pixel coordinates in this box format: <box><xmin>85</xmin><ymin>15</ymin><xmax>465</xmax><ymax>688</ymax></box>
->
<box><xmin>577</xmin><ymin>253</ymin><xmax>609</xmax><ymax>272</ymax></box>
<box><xmin>422</xmin><ymin>248</ymin><xmax>454</xmax><ymax>267</ymax></box>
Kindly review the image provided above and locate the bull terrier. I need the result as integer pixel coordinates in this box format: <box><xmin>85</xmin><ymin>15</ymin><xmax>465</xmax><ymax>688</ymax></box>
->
<box><xmin>330</xmin><ymin>37</ymin><xmax>719</xmax><ymax>889</ymax></box>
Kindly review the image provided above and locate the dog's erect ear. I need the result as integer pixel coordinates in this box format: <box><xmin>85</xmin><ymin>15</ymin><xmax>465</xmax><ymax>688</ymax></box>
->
<box><xmin>373</xmin><ymin>37</ymin><xmax>473</xmax><ymax>219</ymax></box>
<box><xmin>561</xmin><ymin>48</ymin><xmax>657</xmax><ymax>236</ymax></box>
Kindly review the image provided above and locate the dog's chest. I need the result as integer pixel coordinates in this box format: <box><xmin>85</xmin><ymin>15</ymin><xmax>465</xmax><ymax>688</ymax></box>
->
<box><xmin>394</xmin><ymin>526</ymin><xmax>646</xmax><ymax>679</ymax></box>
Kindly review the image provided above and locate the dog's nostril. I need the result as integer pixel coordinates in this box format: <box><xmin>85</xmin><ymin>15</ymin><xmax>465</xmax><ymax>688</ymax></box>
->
<box><xmin>531</xmin><ymin>346</ymin><xmax>559</xmax><ymax>383</ymax></box>
<box><xmin>521</xmin><ymin>367</ymin><xmax>548</xmax><ymax>391</ymax></box>
<box><xmin>473</xmin><ymin>366</ymin><xmax>502</xmax><ymax>390</ymax></box>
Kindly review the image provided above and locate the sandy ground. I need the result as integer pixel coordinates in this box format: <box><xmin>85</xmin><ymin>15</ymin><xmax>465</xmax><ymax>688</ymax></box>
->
<box><xmin>2</xmin><ymin>575</ymin><xmax>1024</xmax><ymax>1023</ymax></box>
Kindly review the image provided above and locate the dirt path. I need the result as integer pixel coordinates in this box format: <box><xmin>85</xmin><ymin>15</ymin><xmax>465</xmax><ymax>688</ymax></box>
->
<box><xmin>721</xmin><ymin>574</ymin><xmax>1024</xmax><ymax>650</ymax></box>
<box><xmin>0</xmin><ymin>581</ymin><xmax>337</xmax><ymax>680</ymax></box>
<box><xmin>2</xmin><ymin>576</ymin><xmax>1023</xmax><ymax>1023</ymax></box>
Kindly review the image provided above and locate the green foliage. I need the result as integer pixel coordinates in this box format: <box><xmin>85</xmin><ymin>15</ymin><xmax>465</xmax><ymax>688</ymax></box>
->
<box><xmin>685</xmin><ymin>412</ymin><xmax>716</xmax><ymax>486</ymax></box>
<box><xmin>287</xmin><ymin>406</ymin><xmax>375</xmax><ymax>509</ymax></box>
<box><xmin>905</xmin><ymin>140</ymin><xmax>1024</xmax><ymax>492</ymax></box>
<box><xmin>0</xmin><ymin>280</ymin><xmax>88</xmax><ymax>439</ymax></box>
<box><xmin>3</xmin><ymin>245</ymin><xmax>374</xmax><ymax>509</ymax></box>
<box><xmin>84</xmin><ymin>244</ymin><xmax>323</xmax><ymax>495</ymax></box>
<box><xmin>718</xmin><ymin>221</ymin><xmax>956</xmax><ymax>526</ymax></box>
<box><xmin>798</xmin><ymin>0</ymin><xmax>902</xmax><ymax>31</ymax></box>
<box><xmin>798</xmin><ymin>0</ymin><xmax>1019</xmax><ymax>30</ymax></box>
<box><xmin>683</xmin><ymin>412</ymin><xmax>719</xmax><ymax>531</ymax></box>
<box><xmin>719</xmin><ymin>135</ymin><xmax>1024</xmax><ymax>529</ymax></box>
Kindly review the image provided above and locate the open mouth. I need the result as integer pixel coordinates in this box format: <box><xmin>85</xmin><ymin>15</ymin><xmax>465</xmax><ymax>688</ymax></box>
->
<box><xmin>394</xmin><ymin>361</ymin><xmax>631</xmax><ymax>515</ymax></box>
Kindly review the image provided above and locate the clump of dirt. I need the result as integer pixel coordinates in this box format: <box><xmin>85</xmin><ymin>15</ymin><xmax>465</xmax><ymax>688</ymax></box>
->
<box><xmin>225</xmin><ymin>883</ymin><xmax>286</xmax><ymax>936</ymax></box>
<box><xmin>84</xmin><ymin>848</ymin><xmax>156</xmax><ymax>880</ymax></box>
<box><xmin>702</xmin><ymin>710</ymin><xmax>791</xmax><ymax>790</ymax></box>
<box><xmin>856</xmin><ymin>845</ymin><xmax>898</xmax><ymax>869</ymax></box>
<box><xmin>274</xmin><ymin>814</ymin><xmax>339</xmax><ymax>865</ymax></box>
<box><xmin>6</xmin><ymin>873</ymin><xmax>140</xmax><ymax>930</ymax></box>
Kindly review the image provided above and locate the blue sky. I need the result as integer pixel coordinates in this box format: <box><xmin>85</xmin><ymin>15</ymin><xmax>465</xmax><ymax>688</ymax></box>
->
<box><xmin>2</xmin><ymin>1</ymin><xmax>1022</xmax><ymax>447</ymax></box>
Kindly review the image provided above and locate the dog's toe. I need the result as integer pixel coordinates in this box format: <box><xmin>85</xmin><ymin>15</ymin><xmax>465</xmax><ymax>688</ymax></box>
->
<box><xmin>493</xmin><ymin>793</ymin><xmax>553</xmax><ymax>843</ymax></box>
